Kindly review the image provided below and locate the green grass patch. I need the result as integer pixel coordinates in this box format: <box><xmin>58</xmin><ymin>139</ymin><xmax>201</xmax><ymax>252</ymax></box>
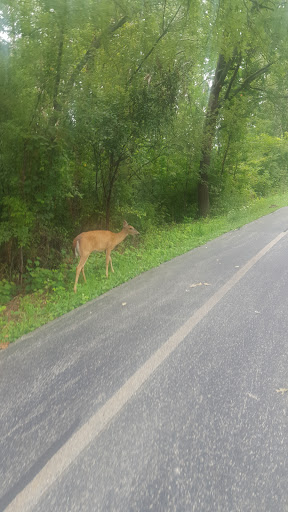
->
<box><xmin>1</xmin><ymin>191</ymin><xmax>288</xmax><ymax>345</ymax></box>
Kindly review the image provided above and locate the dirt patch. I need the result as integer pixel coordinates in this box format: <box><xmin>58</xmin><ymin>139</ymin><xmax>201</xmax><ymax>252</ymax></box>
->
<box><xmin>2</xmin><ymin>294</ymin><xmax>23</xmax><ymax>315</ymax></box>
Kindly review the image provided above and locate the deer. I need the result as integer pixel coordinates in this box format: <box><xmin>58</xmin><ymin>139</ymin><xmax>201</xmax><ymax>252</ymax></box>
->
<box><xmin>73</xmin><ymin>220</ymin><xmax>139</xmax><ymax>292</ymax></box>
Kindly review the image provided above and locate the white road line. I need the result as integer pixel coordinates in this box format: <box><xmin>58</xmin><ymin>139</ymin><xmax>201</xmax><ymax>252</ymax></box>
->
<box><xmin>5</xmin><ymin>231</ymin><xmax>287</xmax><ymax>512</ymax></box>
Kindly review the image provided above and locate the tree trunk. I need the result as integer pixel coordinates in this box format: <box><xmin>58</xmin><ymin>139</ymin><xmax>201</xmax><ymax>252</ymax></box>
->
<box><xmin>198</xmin><ymin>53</ymin><xmax>232</xmax><ymax>216</ymax></box>
<box><xmin>198</xmin><ymin>169</ymin><xmax>210</xmax><ymax>218</ymax></box>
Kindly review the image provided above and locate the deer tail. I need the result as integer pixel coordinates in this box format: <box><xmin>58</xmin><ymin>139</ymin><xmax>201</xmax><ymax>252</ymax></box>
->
<box><xmin>72</xmin><ymin>236</ymin><xmax>81</xmax><ymax>258</ymax></box>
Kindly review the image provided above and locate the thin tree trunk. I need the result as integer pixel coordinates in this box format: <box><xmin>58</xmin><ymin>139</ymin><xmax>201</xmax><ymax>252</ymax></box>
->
<box><xmin>104</xmin><ymin>155</ymin><xmax>123</xmax><ymax>229</ymax></box>
<box><xmin>105</xmin><ymin>195</ymin><xmax>111</xmax><ymax>230</ymax></box>
<box><xmin>52</xmin><ymin>28</ymin><xmax>65</xmax><ymax>114</ymax></box>
<box><xmin>19</xmin><ymin>246</ymin><xmax>24</xmax><ymax>286</ymax></box>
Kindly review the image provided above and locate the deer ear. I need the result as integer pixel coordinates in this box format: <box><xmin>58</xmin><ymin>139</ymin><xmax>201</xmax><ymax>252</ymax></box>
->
<box><xmin>123</xmin><ymin>220</ymin><xmax>128</xmax><ymax>227</ymax></box>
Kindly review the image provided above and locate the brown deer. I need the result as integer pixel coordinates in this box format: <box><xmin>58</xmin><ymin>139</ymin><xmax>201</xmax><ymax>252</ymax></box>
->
<box><xmin>73</xmin><ymin>221</ymin><xmax>139</xmax><ymax>292</ymax></box>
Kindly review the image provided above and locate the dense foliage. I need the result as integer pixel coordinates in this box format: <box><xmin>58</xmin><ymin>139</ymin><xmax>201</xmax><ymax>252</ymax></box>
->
<box><xmin>1</xmin><ymin>0</ymin><xmax>288</xmax><ymax>283</ymax></box>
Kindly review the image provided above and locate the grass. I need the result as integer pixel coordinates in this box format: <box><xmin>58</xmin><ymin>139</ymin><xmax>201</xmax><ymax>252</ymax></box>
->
<box><xmin>1</xmin><ymin>191</ymin><xmax>288</xmax><ymax>347</ymax></box>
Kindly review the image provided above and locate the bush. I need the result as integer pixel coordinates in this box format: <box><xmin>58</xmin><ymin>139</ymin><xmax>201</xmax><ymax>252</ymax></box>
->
<box><xmin>0</xmin><ymin>280</ymin><xmax>17</xmax><ymax>306</ymax></box>
<box><xmin>24</xmin><ymin>259</ymin><xmax>70</xmax><ymax>293</ymax></box>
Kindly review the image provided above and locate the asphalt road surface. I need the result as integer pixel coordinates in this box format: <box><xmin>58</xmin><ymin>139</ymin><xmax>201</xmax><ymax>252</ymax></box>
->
<box><xmin>1</xmin><ymin>208</ymin><xmax>288</xmax><ymax>512</ymax></box>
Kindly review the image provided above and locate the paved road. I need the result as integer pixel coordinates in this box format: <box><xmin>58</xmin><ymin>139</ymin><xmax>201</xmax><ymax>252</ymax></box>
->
<box><xmin>1</xmin><ymin>208</ymin><xmax>288</xmax><ymax>512</ymax></box>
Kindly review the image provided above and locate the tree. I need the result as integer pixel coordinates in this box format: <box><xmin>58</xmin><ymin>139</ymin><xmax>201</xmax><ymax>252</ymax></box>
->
<box><xmin>195</xmin><ymin>0</ymin><xmax>288</xmax><ymax>216</ymax></box>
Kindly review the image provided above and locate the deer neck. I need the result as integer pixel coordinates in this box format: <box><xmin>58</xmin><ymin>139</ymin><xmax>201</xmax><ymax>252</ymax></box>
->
<box><xmin>115</xmin><ymin>229</ymin><xmax>128</xmax><ymax>245</ymax></box>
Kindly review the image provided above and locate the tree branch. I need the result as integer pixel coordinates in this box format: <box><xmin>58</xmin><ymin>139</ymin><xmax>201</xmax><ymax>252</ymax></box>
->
<box><xmin>249</xmin><ymin>0</ymin><xmax>275</xmax><ymax>11</ymax></box>
<box><xmin>224</xmin><ymin>54</ymin><xmax>242</xmax><ymax>100</ymax></box>
<box><xmin>67</xmin><ymin>16</ymin><xmax>128</xmax><ymax>88</ymax></box>
<box><xmin>230</xmin><ymin>62</ymin><xmax>273</xmax><ymax>98</ymax></box>
<box><xmin>127</xmin><ymin>5</ymin><xmax>182</xmax><ymax>85</ymax></box>
<box><xmin>221</xmin><ymin>133</ymin><xmax>232</xmax><ymax>175</ymax></box>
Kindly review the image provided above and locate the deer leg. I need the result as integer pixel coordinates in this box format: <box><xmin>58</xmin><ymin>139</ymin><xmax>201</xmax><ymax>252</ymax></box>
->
<box><xmin>105</xmin><ymin>249</ymin><xmax>111</xmax><ymax>278</ymax></box>
<box><xmin>74</xmin><ymin>256</ymin><xmax>88</xmax><ymax>292</ymax></box>
<box><xmin>109</xmin><ymin>255</ymin><xmax>114</xmax><ymax>273</ymax></box>
<box><xmin>81</xmin><ymin>267</ymin><xmax>87</xmax><ymax>282</ymax></box>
